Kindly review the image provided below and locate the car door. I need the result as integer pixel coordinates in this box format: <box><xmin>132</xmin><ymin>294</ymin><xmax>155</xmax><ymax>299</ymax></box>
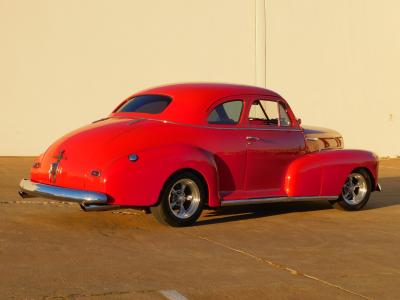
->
<box><xmin>202</xmin><ymin>96</ymin><xmax>249</xmax><ymax>201</ymax></box>
<box><xmin>244</xmin><ymin>96</ymin><xmax>306</xmax><ymax>198</ymax></box>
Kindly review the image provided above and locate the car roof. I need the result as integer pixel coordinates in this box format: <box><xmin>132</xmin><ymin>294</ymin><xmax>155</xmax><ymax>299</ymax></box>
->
<box><xmin>112</xmin><ymin>83</ymin><xmax>283</xmax><ymax>125</ymax></box>
<box><xmin>137</xmin><ymin>83</ymin><xmax>280</xmax><ymax>100</ymax></box>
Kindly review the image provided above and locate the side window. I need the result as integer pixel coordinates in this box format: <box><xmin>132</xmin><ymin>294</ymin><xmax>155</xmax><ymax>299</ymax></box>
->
<box><xmin>249</xmin><ymin>100</ymin><xmax>292</xmax><ymax>126</ymax></box>
<box><xmin>249</xmin><ymin>100</ymin><xmax>279</xmax><ymax>125</ymax></box>
<box><xmin>208</xmin><ymin>100</ymin><xmax>243</xmax><ymax>125</ymax></box>
<box><xmin>278</xmin><ymin>103</ymin><xmax>292</xmax><ymax>126</ymax></box>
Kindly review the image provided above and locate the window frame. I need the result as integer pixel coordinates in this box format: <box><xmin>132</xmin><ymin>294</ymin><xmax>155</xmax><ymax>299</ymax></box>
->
<box><xmin>246</xmin><ymin>97</ymin><xmax>295</xmax><ymax>129</ymax></box>
<box><xmin>206</xmin><ymin>99</ymin><xmax>244</xmax><ymax>126</ymax></box>
<box><xmin>277</xmin><ymin>101</ymin><xmax>292</xmax><ymax>127</ymax></box>
<box><xmin>113</xmin><ymin>94</ymin><xmax>173</xmax><ymax>115</ymax></box>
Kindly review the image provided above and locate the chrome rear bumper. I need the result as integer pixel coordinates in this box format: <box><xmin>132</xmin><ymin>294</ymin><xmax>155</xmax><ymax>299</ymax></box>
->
<box><xmin>19</xmin><ymin>179</ymin><xmax>120</xmax><ymax>211</ymax></box>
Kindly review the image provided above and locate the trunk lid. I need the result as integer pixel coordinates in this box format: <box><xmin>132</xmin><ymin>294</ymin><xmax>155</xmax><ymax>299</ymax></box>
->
<box><xmin>31</xmin><ymin>118</ymin><xmax>142</xmax><ymax>189</ymax></box>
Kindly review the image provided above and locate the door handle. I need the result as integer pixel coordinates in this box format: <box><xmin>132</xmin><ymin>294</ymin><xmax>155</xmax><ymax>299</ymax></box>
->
<box><xmin>246</xmin><ymin>136</ymin><xmax>260</xmax><ymax>142</ymax></box>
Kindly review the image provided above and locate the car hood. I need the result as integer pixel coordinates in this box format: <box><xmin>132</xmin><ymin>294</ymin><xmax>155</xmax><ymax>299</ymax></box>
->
<box><xmin>302</xmin><ymin>125</ymin><xmax>344</xmax><ymax>153</ymax></box>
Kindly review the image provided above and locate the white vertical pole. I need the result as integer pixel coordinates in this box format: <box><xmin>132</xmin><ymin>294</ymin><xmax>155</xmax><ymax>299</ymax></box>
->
<box><xmin>255</xmin><ymin>0</ymin><xmax>266</xmax><ymax>88</ymax></box>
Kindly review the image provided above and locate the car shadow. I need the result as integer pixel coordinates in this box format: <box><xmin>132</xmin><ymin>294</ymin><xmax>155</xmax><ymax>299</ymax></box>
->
<box><xmin>363</xmin><ymin>176</ymin><xmax>400</xmax><ymax>210</ymax></box>
<box><xmin>196</xmin><ymin>176</ymin><xmax>400</xmax><ymax>226</ymax></box>
<box><xmin>197</xmin><ymin>201</ymin><xmax>332</xmax><ymax>226</ymax></box>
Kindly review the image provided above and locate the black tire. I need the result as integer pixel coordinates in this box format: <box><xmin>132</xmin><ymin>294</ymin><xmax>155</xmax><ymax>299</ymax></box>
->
<box><xmin>151</xmin><ymin>171</ymin><xmax>206</xmax><ymax>227</ymax></box>
<box><xmin>330</xmin><ymin>169</ymin><xmax>372</xmax><ymax>211</ymax></box>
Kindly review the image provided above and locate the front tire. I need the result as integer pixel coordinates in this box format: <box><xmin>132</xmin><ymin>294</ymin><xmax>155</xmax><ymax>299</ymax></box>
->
<box><xmin>331</xmin><ymin>169</ymin><xmax>371</xmax><ymax>211</ymax></box>
<box><xmin>151</xmin><ymin>171</ymin><xmax>205</xmax><ymax>227</ymax></box>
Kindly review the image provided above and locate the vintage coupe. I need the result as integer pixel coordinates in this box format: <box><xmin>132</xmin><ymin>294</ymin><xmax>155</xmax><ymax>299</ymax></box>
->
<box><xmin>19</xmin><ymin>83</ymin><xmax>381</xmax><ymax>226</ymax></box>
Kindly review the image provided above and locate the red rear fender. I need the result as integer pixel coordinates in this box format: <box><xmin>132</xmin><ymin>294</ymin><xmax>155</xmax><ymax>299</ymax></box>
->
<box><xmin>103</xmin><ymin>145</ymin><xmax>219</xmax><ymax>207</ymax></box>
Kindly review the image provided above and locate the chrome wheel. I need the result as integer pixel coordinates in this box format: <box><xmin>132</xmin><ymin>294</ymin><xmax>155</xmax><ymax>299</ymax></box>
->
<box><xmin>168</xmin><ymin>178</ymin><xmax>201</xmax><ymax>219</ymax></box>
<box><xmin>341</xmin><ymin>173</ymin><xmax>368</xmax><ymax>205</ymax></box>
<box><xmin>151</xmin><ymin>171</ymin><xmax>205</xmax><ymax>226</ymax></box>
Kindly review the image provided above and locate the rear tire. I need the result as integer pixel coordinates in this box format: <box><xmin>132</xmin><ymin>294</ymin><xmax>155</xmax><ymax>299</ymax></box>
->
<box><xmin>151</xmin><ymin>171</ymin><xmax>205</xmax><ymax>227</ymax></box>
<box><xmin>330</xmin><ymin>169</ymin><xmax>371</xmax><ymax>211</ymax></box>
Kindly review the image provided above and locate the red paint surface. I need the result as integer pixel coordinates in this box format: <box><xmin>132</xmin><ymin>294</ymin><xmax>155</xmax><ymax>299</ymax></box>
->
<box><xmin>30</xmin><ymin>83</ymin><xmax>379</xmax><ymax>207</ymax></box>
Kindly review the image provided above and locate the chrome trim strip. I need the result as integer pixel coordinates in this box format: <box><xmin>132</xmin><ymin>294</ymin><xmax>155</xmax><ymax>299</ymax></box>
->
<box><xmin>165</xmin><ymin>118</ymin><xmax>303</xmax><ymax>132</ymax></box>
<box><xmin>111</xmin><ymin>116</ymin><xmax>303</xmax><ymax>132</ymax></box>
<box><xmin>205</xmin><ymin>126</ymin><xmax>302</xmax><ymax>132</ymax></box>
<box><xmin>221</xmin><ymin>196</ymin><xmax>338</xmax><ymax>206</ymax></box>
<box><xmin>19</xmin><ymin>179</ymin><xmax>108</xmax><ymax>204</ymax></box>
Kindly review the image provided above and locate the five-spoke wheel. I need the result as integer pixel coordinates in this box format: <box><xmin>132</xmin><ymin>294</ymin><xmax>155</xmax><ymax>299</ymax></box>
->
<box><xmin>151</xmin><ymin>171</ymin><xmax>205</xmax><ymax>226</ymax></box>
<box><xmin>168</xmin><ymin>178</ymin><xmax>201</xmax><ymax>220</ymax></box>
<box><xmin>331</xmin><ymin>169</ymin><xmax>371</xmax><ymax>211</ymax></box>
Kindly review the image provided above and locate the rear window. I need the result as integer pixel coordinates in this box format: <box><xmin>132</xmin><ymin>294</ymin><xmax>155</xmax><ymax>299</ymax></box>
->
<box><xmin>116</xmin><ymin>95</ymin><xmax>172</xmax><ymax>114</ymax></box>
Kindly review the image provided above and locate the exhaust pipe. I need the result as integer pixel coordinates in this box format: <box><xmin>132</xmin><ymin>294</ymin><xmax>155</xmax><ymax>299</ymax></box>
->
<box><xmin>80</xmin><ymin>202</ymin><xmax>121</xmax><ymax>212</ymax></box>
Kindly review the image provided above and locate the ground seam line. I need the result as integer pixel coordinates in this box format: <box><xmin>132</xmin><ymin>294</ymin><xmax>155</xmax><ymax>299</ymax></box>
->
<box><xmin>0</xmin><ymin>200</ymin><xmax>74</xmax><ymax>206</ymax></box>
<box><xmin>380</xmin><ymin>166</ymin><xmax>400</xmax><ymax>170</ymax></box>
<box><xmin>190</xmin><ymin>234</ymin><xmax>371</xmax><ymax>300</ymax></box>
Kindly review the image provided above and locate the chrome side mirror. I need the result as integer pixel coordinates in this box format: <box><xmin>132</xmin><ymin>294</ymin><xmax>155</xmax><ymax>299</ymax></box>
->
<box><xmin>297</xmin><ymin>118</ymin><xmax>302</xmax><ymax>125</ymax></box>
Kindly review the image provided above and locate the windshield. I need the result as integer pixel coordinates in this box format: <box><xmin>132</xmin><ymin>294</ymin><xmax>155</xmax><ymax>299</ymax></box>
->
<box><xmin>116</xmin><ymin>95</ymin><xmax>172</xmax><ymax>114</ymax></box>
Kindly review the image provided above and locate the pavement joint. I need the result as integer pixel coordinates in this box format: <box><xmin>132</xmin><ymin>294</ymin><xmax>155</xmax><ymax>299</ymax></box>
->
<box><xmin>188</xmin><ymin>233</ymin><xmax>371</xmax><ymax>300</ymax></box>
<box><xmin>2</xmin><ymin>201</ymin><xmax>144</xmax><ymax>217</ymax></box>
<box><xmin>0</xmin><ymin>200</ymin><xmax>75</xmax><ymax>206</ymax></box>
<box><xmin>112</xmin><ymin>210</ymin><xmax>142</xmax><ymax>216</ymax></box>
<box><xmin>41</xmin><ymin>289</ymin><xmax>156</xmax><ymax>299</ymax></box>
<box><xmin>380</xmin><ymin>165</ymin><xmax>400</xmax><ymax>170</ymax></box>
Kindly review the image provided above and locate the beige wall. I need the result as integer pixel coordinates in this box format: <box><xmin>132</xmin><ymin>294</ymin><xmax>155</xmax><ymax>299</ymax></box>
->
<box><xmin>266</xmin><ymin>0</ymin><xmax>400</xmax><ymax>157</ymax></box>
<box><xmin>0</xmin><ymin>0</ymin><xmax>256</xmax><ymax>156</ymax></box>
<box><xmin>1</xmin><ymin>0</ymin><xmax>399</xmax><ymax>157</ymax></box>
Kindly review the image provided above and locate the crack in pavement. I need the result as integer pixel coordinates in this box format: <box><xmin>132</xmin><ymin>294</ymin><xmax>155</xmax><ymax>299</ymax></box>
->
<box><xmin>1</xmin><ymin>201</ymin><xmax>143</xmax><ymax>216</ymax></box>
<box><xmin>0</xmin><ymin>200</ymin><xmax>75</xmax><ymax>206</ymax></box>
<box><xmin>41</xmin><ymin>289</ymin><xmax>155</xmax><ymax>299</ymax></box>
<box><xmin>187</xmin><ymin>233</ymin><xmax>371</xmax><ymax>300</ymax></box>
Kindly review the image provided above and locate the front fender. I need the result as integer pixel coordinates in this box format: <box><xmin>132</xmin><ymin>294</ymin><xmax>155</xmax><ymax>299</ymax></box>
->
<box><xmin>285</xmin><ymin>150</ymin><xmax>379</xmax><ymax>197</ymax></box>
<box><xmin>103</xmin><ymin>144</ymin><xmax>219</xmax><ymax>207</ymax></box>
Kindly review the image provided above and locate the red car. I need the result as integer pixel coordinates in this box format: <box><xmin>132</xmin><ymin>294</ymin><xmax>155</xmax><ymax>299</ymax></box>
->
<box><xmin>19</xmin><ymin>83</ymin><xmax>381</xmax><ymax>226</ymax></box>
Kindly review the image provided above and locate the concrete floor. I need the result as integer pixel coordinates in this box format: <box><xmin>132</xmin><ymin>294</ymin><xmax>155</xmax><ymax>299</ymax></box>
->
<box><xmin>0</xmin><ymin>157</ymin><xmax>399</xmax><ymax>299</ymax></box>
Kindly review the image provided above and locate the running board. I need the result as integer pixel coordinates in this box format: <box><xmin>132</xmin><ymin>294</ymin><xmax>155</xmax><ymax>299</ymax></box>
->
<box><xmin>220</xmin><ymin>196</ymin><xmax>338</xmax><ymax>207</ymax></box>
